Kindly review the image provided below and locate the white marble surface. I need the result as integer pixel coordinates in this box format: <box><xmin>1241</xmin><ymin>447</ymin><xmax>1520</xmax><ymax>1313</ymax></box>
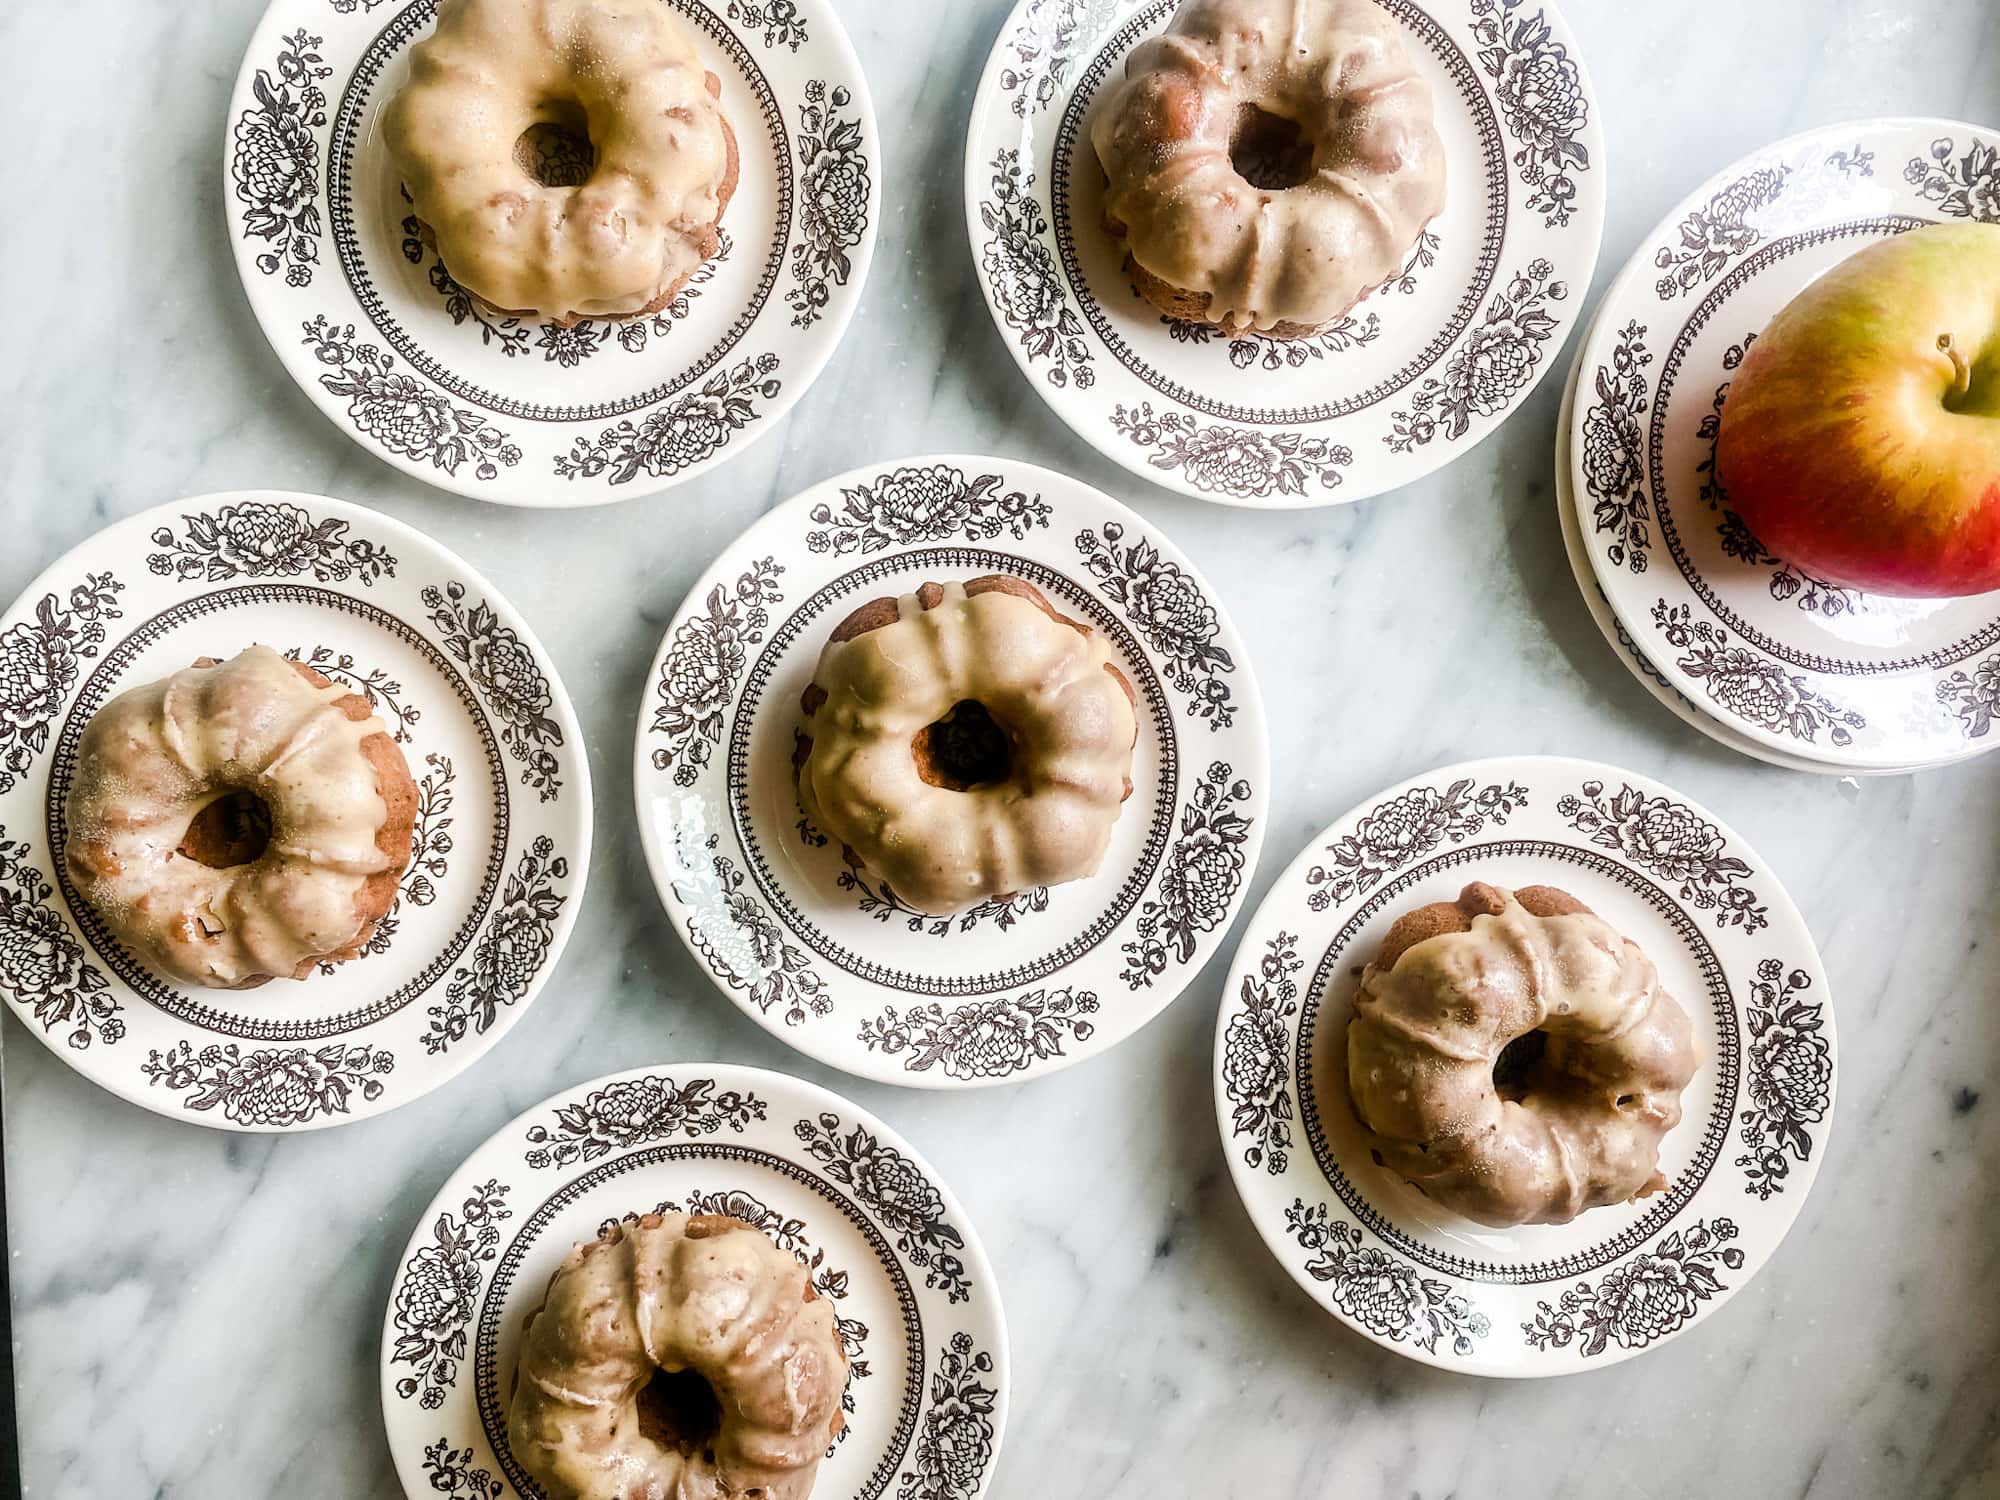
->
<box><xmin>3</xmin><ymin>0</ymin><xmax>1998</xmax><ymax>1495</ymax></box>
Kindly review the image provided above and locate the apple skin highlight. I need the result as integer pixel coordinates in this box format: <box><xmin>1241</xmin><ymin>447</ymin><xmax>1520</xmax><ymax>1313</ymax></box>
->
<box><xmin>1715</xmin><ymin>220</ymin><xmax>2000</xmax><ymax>599</ymax></box>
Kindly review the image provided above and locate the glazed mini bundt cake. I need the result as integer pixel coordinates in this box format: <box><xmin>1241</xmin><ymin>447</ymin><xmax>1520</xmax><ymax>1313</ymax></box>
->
<box><xmin>1345</xmin><ymin>882</ymin><xmax>1701</xmax><ymax>1227</ymax></box>
<box><xmin>509</xmin><ymin>1212</ymin><xmax>849</xmax><ymax>1500</ymax></box>
<box><xmin>381</xmin><ymin>0</ymin><xmax>739</xmax><ymax>325</ymax></box>
<box><xmin>63</xmin><ymin>645</ymin><xmax>416</xmax><ymax>989</ymax></box>
<box><xmin>1091</xmin><ymin>0</ymin><xmax>1447</xmax><ymax>338</ymax></box>
<box><xmin>795</xmin><ymin>576</ymin><xmax>1139</xmax><ymax>916</ymax></box>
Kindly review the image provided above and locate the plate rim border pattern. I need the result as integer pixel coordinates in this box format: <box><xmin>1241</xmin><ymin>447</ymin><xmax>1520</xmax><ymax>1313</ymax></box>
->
<box><xmin>377</xmin><ymin>1060</ymin><xmax>1012</xmax><ymax>1500</ymax></box>
<box><xmin>1566</xmin><ymin>113</ymin><xmax>2000</xmax><ymax>772</ymax></box>
<box><xmin>223</xmin><ymin>0</ymin><xmax>883</xmax><ymax>507</ymax></box>
<box><xmin>1554</xmin><ymin>298</ymin><xmax>1918</xmax><ymax>776</ymax></box>
<box><xmin>962</xmin><ymin>0</ymin><xmax>1609</xmax><ymax>509</ymax></box>
<box><xmin>0</xmin><ymin>488</ymin><xmax>593</xmax><ymax>1131</ymax></box>
<box><xmin>1212</xmin><ymin>752</ymin><xmax>1837</xmax><ymax>1377</ymax></box>
<box><xmin>632</xmin><ymin>450</ymin><xmax>1272</xmax><ymax>1089</ymax></box>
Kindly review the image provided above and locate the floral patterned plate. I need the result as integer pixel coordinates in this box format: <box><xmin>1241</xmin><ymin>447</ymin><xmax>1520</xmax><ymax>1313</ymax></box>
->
<box><xmin>634</xmin><ymin>454</ymin><xmax>1269</xmax><ymax>1087</ymax></box>
<box><xmin>1571</xmin><ymin>117</ymin><xmax>2000</xmax><ymax>772</ymax></box>
<box><xmin>1554</xmin><ymin>301</ymin><xmax>1918</xmax><ymax>776</ymax></box>
<box><xmin>226</xmin><ymin>0</ymin><xmax>878</xmax><ymax>505</ymax></box>
<box><xmin>381</xmin><ymin>1063</ymin><xmax>1008</xmax><ymax>1500</ymax></box>
<box><xmin>0</xmin><ymin>491</ymin><xmax>589</xmax><ymax>1130</ymax></box>
<box><xmin>1214</xmin><ymin>755</ymin><xmax>1834</xmax><ymax>1376</ymax></box>
<box><xmin>964</xmin><ymin>0</ymin><xmax>1604</xmax><ymax>507</ymax></box>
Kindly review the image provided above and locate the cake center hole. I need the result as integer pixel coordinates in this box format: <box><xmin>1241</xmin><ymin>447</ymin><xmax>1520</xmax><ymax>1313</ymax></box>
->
<box><xmin>912</xmin><ymin>700</ymin><xmax>1013</xmax><ymax>791</ymax></box>
<box><xmin>636</xmin><ymin>1368</ymin><xmax>723</xmax><ymax>1457</ymax></box>
<box><xmin>515</xmin><ymin>104</ymin><xmax>595</xmax><ymax>188</ymax></box>
<box><xmin>178</xmin><ymin>788</ymin><xmax>273</xmax><ymax>869</ymax></box>
<box><xmin>1492</xmin><ymin>1029</ymin><xmax>1549</xmax><ymax>1103</ymax></box>
<box><xmin>1230</xmin><ymin>104</ymin><xmax>1315</xmax><ymax>191</ymax></box>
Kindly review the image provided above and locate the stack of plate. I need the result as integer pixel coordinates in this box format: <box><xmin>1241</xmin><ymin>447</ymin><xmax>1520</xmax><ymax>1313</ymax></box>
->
<box><xmin>1559</xmin><ymin>117</ymin><xmax>2000</xmax><ymax>776</ymax></box>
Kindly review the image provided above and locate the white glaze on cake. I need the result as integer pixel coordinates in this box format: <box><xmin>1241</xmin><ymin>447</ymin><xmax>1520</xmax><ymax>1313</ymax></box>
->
<box><xmin>63</xmin><ymin>646</ymin><xmax>409</xmax><ymax>989</ymax></box>
<box><xmin>1090</xmin><ymin>0</ymin><xmax>1447</xmax><ymax>334</ymax></box>
<box><xmin>508</xmin><ymin>1214</ymin><xmax>847</xmax><ymax>1500</ymax></box>
<box><xmin>797</xmin><ymin>580</ymin><xmax>1138</xmax><ymax>916</ymax></box>
<box><xmin>1346</xmin><ymin>884</ymin><xmax>1701</xmax><ymax>1227</ymax></box>
<box><xmin>380</xmin><ymin>0</ymin><xmax>735</xmax><ymax>322</ymax></box>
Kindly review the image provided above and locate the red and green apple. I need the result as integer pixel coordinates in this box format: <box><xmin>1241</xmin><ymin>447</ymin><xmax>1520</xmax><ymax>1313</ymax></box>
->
<box><xmin>1716</xmin><ymin>220</ymin><xmax>2000</xmax><ymax>598</ymax></box>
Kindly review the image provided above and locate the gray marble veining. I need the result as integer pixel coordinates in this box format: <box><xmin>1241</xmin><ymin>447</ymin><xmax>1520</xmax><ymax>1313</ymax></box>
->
<box><xmin>2</xmin><ymin>1</ymin><xmax>1998</xmax><ymax>1496</ymax></box>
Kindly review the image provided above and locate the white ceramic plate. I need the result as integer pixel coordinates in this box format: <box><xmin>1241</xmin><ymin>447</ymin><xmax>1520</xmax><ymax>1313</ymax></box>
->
<box><xmin>226</xmin><ymin>0</ymin><xmax>879</xmax><ymax>505</ymax></box>
<box><xmin>1553</xmin><ymin>302</ymin><xmax>1917</xmax><ymax>776</ymax></box>
<box><xmin>1215</xmin><ymin>755</ymin><xmax>1834</xmax><ymax>1377</ymax></box>
<box><xmin>964</xmin><ymin>0</ymin><xmax>1605</xmax><ymax>507</ymax></box>
<box><xmin>1569</xmin><ymin>117</ymin><xmax>2000</xmax><ymax>772</ymax></box>
<box><xmin>635</xmin><ymin>454</ymin><xmax>1269</xmax><ymax>1087</ymax></box>
<box><xmin>0</xmin><ymin>491</ymin><xmax>589</xmax><ymax>1130</ymax></box>
<box><xmin>381</xmin><ymin>1063</ymin><xmax>1009</xmax><ymax>1500</ymax></box>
